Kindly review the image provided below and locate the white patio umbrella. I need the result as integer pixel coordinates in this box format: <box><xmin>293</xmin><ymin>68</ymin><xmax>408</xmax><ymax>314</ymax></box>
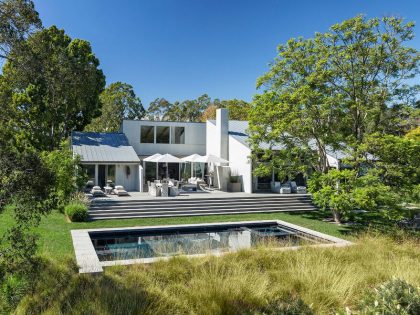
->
<box><xmin>143</xmin><ymin>153</ymin><xmax>162</xmax><ymax>162</ymax></box>
<box><xmin>197</xmin><ymin>154</ymin><xmax>229</xmax><ymax>164</ymax></box>
<box><xmin>149</xmin><ymin>154</ymin><xmax>184</xmax><ymax>179</ymax></box>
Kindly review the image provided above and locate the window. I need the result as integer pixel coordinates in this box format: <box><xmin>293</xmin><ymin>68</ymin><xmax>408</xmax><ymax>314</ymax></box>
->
<box><xmin>141</xmin><ymin>126</ymin><xmax>154</xmax><ymax>143</ymax></box>
<box><xmin>156</xmin><ymin>126</ymin><xmax>170</xmax><ymax>143</ymax></box>
<box><xmin>171</xmin><ymin>126</ymin><xmax>185</xmax><ymax>144</ymax></box>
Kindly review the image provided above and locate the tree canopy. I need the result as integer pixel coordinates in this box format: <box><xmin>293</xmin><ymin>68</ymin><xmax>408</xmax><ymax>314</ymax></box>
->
<box><xmin>85</xmin><ymin>82</ymin><xmax>145</xmax><ymax>132</ymax></box>
<box><xmin>0</xmin><ymin>25</ymin><xmax>105</xmax><ymax>150</ymax></box>
<box><xmin>250</xmin><ymin>15</ymin><xmax>420</xmax><ymax>176</ymax></box>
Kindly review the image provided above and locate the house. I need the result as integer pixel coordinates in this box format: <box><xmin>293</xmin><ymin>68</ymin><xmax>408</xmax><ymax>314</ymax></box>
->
<box><xmin>71</xmin><ymin>108</ymin><xmax>344</xmax><ymax>193</ymax></box>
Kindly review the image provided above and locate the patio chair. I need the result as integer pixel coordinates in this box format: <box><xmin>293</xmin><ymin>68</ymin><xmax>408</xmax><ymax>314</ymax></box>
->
<box><xmin>148</xmin><ymin>183</ymin><xmax>160</xmax><ymax>197</ymax></box>
<box><xmin>160</xmin><ymin>183</ymin><xmax>169</xmax><ymax>197</ymax></box>
<box><xmin>169</xmin><ymin>186</ymin><xmax>180</xmax><ymax>196</ymax></box>
<box><xmin>113</xmin><ymin>185</ymin><xmax>129</xmax><ymax>196</ymax></box>
<box><xmin>91</xmin><ymin>186</ymin><xmax>105</xmax><ymax>197</ymax></box>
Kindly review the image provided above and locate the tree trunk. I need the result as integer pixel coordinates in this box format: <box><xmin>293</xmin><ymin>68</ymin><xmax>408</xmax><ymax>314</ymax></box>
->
<box><xmin>332</xmin><ymin>209</ymin><xmax>342</xmax><ymax>224</ymax></box>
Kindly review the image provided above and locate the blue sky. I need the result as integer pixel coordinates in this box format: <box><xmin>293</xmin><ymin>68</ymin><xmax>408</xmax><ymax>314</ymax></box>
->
<box><xmin>35</xmin><ymin>0</ymin><xmax>420</xmax><ymax>108</ymax></box>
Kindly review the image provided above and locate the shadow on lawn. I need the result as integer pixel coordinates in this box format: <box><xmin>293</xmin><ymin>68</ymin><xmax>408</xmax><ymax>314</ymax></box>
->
<box><xmin>287</xmin><ymin>210</ymin><xmax>407</xmax><ymax>238</ymax></box>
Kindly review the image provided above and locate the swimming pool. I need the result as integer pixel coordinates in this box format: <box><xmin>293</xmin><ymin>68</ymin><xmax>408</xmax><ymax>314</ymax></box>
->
<box><xmin>71</xmin><ymin>220</ymin><xmax>351</xmax><ymax>273</ymax></box>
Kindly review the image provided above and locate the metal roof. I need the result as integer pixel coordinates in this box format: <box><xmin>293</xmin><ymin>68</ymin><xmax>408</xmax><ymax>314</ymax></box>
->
<box><xmin>71</xmin><ymin>132</ymin><xmax>140</xmax><ymax>163</ymax></box>
<box><xmin>227</xmin><ymin>120</ymin><xmax>285</xmax><ymax>150</ymax></box>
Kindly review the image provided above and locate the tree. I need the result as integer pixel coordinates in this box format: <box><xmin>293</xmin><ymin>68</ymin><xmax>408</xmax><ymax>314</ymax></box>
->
<box><xmin>308</xmin><ymin>169</ymin><xmax>399</xmax><ymax>223</ymax></box>
<box><xmin>250</xmin><ymin>15</ymin><xmax>419</xmax><ymax>177</ymax></box>
<box><xmin>145</xmin><ymin>97</ymin><xmax>173</xmax><ymax>120</ymax></box>
<box><xmin>1</xmin><ymin>25</ymin><xmax>105</xmax><ymax>150</ymax></box>
<box><xmin>200</xmin><ymin>99</ymin><xmax>251</xmax><ymax>121</ymax></box>
<box><xmin>85</xmin><ymin>82</ymin><xmax>145</xmax><ymax>132</ymax></box>
<box><xmin>0</xmin><ymin>0</ymin><xmax>41</xmax><ymax>60</ymax></box>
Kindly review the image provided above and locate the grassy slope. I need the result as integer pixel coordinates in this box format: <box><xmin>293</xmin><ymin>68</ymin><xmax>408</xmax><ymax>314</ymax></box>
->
<box><xmin>17</xmin><ymin>234</ymin><xmax>420</xmax><ymax>314</ymax></box>
<box><xmin>0</xmin><ymin>209</ymin><xmax>352</xmax><ymax>260</ymax></box>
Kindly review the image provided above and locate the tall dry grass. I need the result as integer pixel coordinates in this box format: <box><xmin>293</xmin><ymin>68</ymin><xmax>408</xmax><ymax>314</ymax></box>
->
<box><xmin>16</xmin><ymin>234</ymin><xmax>420</xmax><ymax>315</ymax></box>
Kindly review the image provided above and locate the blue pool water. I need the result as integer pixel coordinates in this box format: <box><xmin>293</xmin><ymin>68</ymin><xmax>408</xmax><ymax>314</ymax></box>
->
<box><xmin>89</xmin><ymin>222</ymin><xmax>331</xmax><ymax>262</ymax></box>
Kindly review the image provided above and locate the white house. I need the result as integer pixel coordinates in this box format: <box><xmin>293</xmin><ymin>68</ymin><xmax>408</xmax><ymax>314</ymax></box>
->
<box><xmin>72</xmin><ymin>108</ymin><xmax>344</xmax><ymax>193</ymax></box>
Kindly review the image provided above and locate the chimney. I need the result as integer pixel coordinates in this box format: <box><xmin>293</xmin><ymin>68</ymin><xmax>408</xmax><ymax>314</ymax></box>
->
<box><xmin>216</xmin><ymin>108</ymin><xmax>229</xmax><ymax>160</ymax></box>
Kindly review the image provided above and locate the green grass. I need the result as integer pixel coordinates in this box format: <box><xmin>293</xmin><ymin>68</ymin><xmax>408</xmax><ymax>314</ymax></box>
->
<box><xmin>15</xmin><ymin>234</ymin><xmax>420</xmax><ymax>314</ymax></box>
<box><xmin>0</xmin><ymin>208</ymin><xmax>353</xmax><ymax>260</ymax></box>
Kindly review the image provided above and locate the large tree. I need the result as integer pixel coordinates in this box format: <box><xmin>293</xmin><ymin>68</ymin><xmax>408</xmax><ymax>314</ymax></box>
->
<box><xmin>0</xmin><ymin>25</ymin><xmax>105</xmax><ymax>150</ymax></box>
<box><xmin>200</xmin><ymin>99</ymin><xmax>251</xmax><ymax>121</ymax></box>
<box><xmin>85</xmin><ymin>82</ymin><xmax>145</xmax><ymax>132</ymax></box>
<box><xmin>145</xmin><ymin>97</ymin><xmax>173</xmax><ymax>120</ymax></box>
<box><xmin>0</xmin><ymin>0</ymin><xmax>41</xmax><ymax>60</ymax></box>
<box><xmin>250</xmin><ymin>15</ymin><xmax>419</xmax><ymax>176</ymax></box>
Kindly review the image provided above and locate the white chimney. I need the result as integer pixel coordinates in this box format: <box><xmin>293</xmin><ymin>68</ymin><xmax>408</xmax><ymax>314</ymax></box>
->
<box><xmin>216</xmin><ymin>108</ymin><xmax>229</xmax><ymax>160</ymax></box>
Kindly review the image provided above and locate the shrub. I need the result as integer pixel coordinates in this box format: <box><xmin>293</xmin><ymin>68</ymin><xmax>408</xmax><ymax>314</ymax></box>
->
<box><xmin>65</xmin><ymin>202</ymin><xmax>88</xmax><ymax>222</ymax></box>
<box><xmin>358</xmin><ymin>278</ymin><xmax>420</xmax><ymax>315</ymax></box>
<box><xmin>0</xmin><ymin>275</ymin><xmax>29</xmax><ymax>314</ymax></box>
<box><xmin>41</xmin><ymin>142</ymin><xmax>87</xmax><ymax>209</ymax></box>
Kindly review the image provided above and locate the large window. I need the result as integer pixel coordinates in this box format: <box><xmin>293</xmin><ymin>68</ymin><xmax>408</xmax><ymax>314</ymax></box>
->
<box><xmin>141</xmin><ymin>126</ymin><xmax>154</xmax><ymax>143</ymax></box>
<box><xmin>171</xmin><ymin>126</ymin><xmax>185</xmax><ymax>144</ymax></box>
<box><xmin>156</xmin><ymin>126</ymin><xmax>170</xmax><ymax>143</ymax></box>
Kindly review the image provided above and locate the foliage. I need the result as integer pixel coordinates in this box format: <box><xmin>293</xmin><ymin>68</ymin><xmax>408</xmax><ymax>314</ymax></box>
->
<box><xmin>0</xmin><ymin>145</ymin><xmax>55</xmax><ymax>307</ymax></box>
<box><xmin>405</xmin><ymin>126</ymin><xmax>420</xmax><ymax>142</ymax></box>
<box><xmin>12</xmin><ymin>235</ymin><xmax>420</xmax><ymax>314</ymax></box>
<box><xmin>41</xmin><ymin>142</ymin><xmax>86</xmax><ymax>208</ymax></box>
<box><xmin>65</xmin><ymin>202</ymin><xmax>88</xmax><ymax>222</ymax></box>
<box><xmin>200</xmin><ymin>99</ymin><xmax>251</xmax><ymax>121</ymax></box>
<box><xmin>85</xmin><ymin>81</ymin><xmax>145</xmax><ymax>132</ymax></box>
<box><xmin>0</xmin><ymin>25</ymin><xmax>105</xmax><ymax>150</ymax></box>
<box><xmin>308</xmin><ymin>169</ymin><xmax>400</xmax><ymax>223</ymax></box>
<box><xmin>145</xmin><ymin>95</ymin><xmax>250</xmax><ymax>122</ymax></box>
<box><xmin>357</xmin><ymin>278</ymin><xmax>420</xmax><ymax>315</ymax></box>
<box><xmin>250</xmin><ymin>15</ymin><xmax>419</xmax><ymax>178</ymax></box>
<box><xmin>0</xmin><ymin>0</ymin><xmax>41</xmax><ymax>59</ymax></box>
<box><xmin>359</xmin><ymin>133</ymin><xmax>420</xmax><ymax>196</ymax></box>
<box><xmin>0</xmin><ymin>274</ymin><xmax>29</xmax><ymax>313</ymax></box>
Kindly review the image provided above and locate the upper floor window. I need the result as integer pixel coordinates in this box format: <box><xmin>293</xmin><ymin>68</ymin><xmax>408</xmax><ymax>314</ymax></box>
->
<box><xmin>171</xmin><ymin>126</ymin><xmax>185</xmax><ymax>144</ymax></box>
<box><xmin>156</xmin><ymin>126</ymin><xmax>170</xmax><ymax>143</ymax></box>
<box><xmin>141</xmin><ymin>126</ymin><xmax>154</xmax><ymax>143</ymax></box>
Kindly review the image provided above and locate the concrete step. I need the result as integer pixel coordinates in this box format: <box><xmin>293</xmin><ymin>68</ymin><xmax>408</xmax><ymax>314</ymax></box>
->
<box><xmin>89</xmin><ymin>207</ymin><xmax>316</xmax><ymax>220</ymax></box>
<box><xmin>89</xmin><ymin>200</ymin><xmax>314</xmax><ymax>211</ymax></box>
<box><xmin>90</xmin><ymin>195</ymin><xmax>312</xmax><ymax>205</ymax></box>
<box><xmin>89</xmin><ymin>202</ymin><xmax>314</xmax><ymax>213</ymax></box>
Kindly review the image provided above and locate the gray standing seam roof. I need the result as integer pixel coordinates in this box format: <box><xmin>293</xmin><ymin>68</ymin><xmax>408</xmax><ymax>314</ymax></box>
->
<box><xmin>71</xmin><ymin>132</ymin><xmax>140</xmax><ymax>163</ymax></box>
<box><xmin>218</xmin><ymin>120</ymin><xmax>349</xmax><ymax>159</ymax></box>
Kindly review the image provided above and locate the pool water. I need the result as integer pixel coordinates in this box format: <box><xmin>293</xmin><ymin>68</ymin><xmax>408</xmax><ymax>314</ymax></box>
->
<box><xmin>90</xmin><ymin>222</ymin><xmax>331</xmax><ymax>262</ymax></box>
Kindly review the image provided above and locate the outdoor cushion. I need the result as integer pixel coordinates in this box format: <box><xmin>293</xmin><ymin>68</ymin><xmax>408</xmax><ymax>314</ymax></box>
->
<box><xmin>114</xmin><ymin>185</ymin><xmax>124</xmax><ymax>190</ymax></box>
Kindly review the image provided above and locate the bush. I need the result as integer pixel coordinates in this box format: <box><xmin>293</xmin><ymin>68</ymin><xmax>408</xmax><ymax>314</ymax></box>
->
<box><xmin>0</xmin><ymin>275</ymin><xmax>30</xmax><ymax>314</ymax></box>
<box><xmin>65</xmin><ymin>202</ymin><xmax>88</xmax><ymax>222</ymax></box>
<box><xmin>358</xmin><ymin>278</ymin><xmax>420</xmax><ymax>314</ymax></box>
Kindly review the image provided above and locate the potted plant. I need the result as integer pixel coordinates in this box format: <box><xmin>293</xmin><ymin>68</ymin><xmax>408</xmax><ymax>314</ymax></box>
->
<box><xmin>228</xmin><ymin>175</ymin><xmax>241</xmax><ymax>192</ymax></box>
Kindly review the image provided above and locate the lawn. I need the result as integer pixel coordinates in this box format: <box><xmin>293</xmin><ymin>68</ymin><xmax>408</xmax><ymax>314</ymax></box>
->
<box><xmin>0</xmin><ymin>208</ymin><xmax>353</xmax><ymax>260</ymax></box>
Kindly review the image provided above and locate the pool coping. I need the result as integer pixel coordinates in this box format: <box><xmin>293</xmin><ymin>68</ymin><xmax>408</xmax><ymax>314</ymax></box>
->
<box><xmin>71</xmin><ymin>220</ymin><xmax>352</xmax><ymax>273</ymax></box>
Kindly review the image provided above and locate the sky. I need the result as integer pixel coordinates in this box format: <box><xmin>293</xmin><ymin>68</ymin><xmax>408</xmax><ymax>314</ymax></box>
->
<box><xmin>34</xmin><ymin>0</ymin><xmax>420</xmax><ymax>108</ymax></box>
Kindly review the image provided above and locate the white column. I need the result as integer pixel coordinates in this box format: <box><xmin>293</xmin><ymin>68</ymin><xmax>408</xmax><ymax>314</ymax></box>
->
<box><xmin>94</xmin><ymin>164</ymin><xmax>98</xmax><ymax>186</ymax></box>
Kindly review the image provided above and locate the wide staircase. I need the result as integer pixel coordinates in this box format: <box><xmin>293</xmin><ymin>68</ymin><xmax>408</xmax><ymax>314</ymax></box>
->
<box><xmin>88</xmin><ymin>194</ymin><xmax>317</xmax><ymax>220</ymax></box>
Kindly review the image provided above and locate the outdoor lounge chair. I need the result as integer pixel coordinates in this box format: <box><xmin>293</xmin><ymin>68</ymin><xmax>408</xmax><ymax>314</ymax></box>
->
<box><xmin>113</xmin><ymin>185</ymin><xmax>129</xmax><ymax>196</ymax></box>
<box><xmin>169</xmin><ymin>186</ymin><xmax>180</xmax><ymax>196</ymax></box>
<box><xmin>160</xmin><ymin>183</ymin><xmax>169</xmax><ymax>197</ymax></box>
<box><xmin>296</xmin><ymin>186</ymin><xmax>307</xmax><ymax>194</ymax></box>
<box><xmin>290</xmin><ymin>181</ymin><xmax>298</xmax><ymax>193</ymax></box>
<box><xmin>91</xmin><ymin>186</ymin><xmax>105</xmax><ymax>197</ymax></box>
<box><xmin>280</xmin><ymin>184</ymin><xmax>291</xmax><ymax>194</ymax></box>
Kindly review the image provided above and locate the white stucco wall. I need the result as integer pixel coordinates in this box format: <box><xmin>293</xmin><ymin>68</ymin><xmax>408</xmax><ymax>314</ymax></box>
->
<box><xmin>228</xmin><ymin>136</ymin><xmax>252</xmax><ymax>193</ymax></box>
<box><xmin>115</xmin><ymin>164</ymin><xmax>139</xmax><ymax>191</ymax></box>
<box><xmin>122</xmin><ymin>120</ymin><xmax>206</xmax><ymax>156</ymax></box>
<box><xmin>206</xmin><ymin>121</ymin><xmax>218</xmax><ymax>156</ymax></box>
